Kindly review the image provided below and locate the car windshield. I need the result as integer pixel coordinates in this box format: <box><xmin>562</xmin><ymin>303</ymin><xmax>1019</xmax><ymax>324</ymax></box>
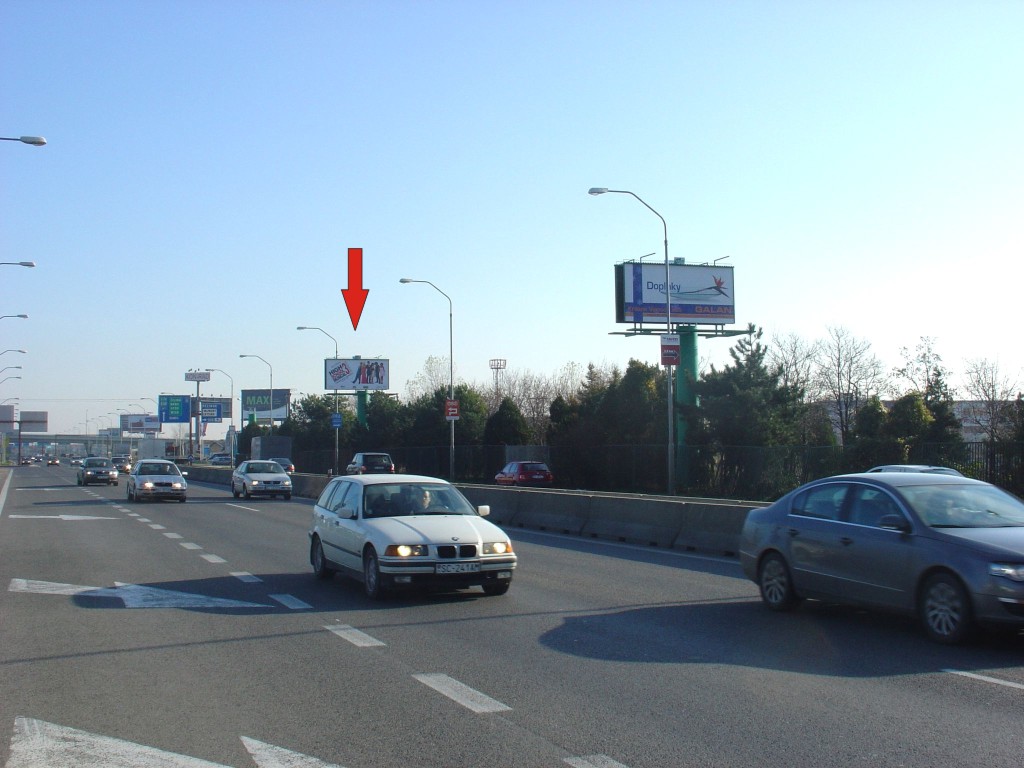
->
<box><xmin>900</xmin><ymin>483</ymin><xmax>1024</xmax><ymax>528</ymax></box>
<box><xmin>85</xmin><ymin>459</ymin><xmax>112</xmax><ymax>468</ymax></box>
<box><xmin>248</xmin><ymin>462</ymin><xmax>282</xmax><ymax>474</ymax></box>
<box><xmin>364</xmin><ymin>455</ymin><xmax>391</xmax><ymax>467</ymax></box>
<box><xmin>363</xmin><ymin>482</ymin><xmax>477</xmax><ymax>518</ymax></box>
<box><xmin>139</xmin><ymin>463</ymin><xmax>179</xmax><ymax>476</ymax></box>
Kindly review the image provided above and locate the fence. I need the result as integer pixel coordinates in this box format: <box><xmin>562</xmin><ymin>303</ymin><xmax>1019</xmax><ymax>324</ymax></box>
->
<box><xmin>293</xmin><ymin>441</ymin><xmax>1024</xmax><ymax>501</ymax></box>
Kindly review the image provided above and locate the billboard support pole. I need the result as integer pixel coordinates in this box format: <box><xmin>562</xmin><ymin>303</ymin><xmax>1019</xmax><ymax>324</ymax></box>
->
<box><xmin>676</xmin><ymin>326</ymin><xmax>699</xmax><ymax>489</ymax></box>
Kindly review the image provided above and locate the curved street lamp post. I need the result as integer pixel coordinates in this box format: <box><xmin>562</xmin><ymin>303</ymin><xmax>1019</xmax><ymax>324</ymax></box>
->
<box><xmin>239</xmin><ymin>355</ymin><xmax>274</xmax><ymax>435</ymax></box>
<box><xmin>297</xmin><ymin>326</ymin><xmax>340</xmax><ymax>475</ymax></box>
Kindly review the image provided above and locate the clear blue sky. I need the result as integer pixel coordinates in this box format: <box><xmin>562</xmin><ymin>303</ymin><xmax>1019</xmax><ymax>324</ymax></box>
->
<box><xmin>3</xmin><ymin>1</ymin><xmax>1022</xmax><ymax>437</ymax></box>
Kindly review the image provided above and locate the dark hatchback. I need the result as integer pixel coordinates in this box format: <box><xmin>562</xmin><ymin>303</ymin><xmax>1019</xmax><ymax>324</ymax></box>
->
<box><xmin>740</xmin><ymin>472</ymin><xmax>1024</xmax><ymax>644</ymax></box>
<box><xmin>495</xmin><ymin>461</ymin><xmax>554</xmax><ymax>487</ymax></box>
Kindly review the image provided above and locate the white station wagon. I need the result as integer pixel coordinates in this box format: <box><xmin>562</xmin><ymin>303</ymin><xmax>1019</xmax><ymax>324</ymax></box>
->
<box><xmin>309</xmin><ymin>474</ymin><xmax>517</xmax><ymax>598</ymax></box>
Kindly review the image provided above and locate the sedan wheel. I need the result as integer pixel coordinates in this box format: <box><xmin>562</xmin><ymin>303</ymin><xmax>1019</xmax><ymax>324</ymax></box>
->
<box><xmin>232</xmin><ymin>482</ymin><xmax>240</xmax><ymax>499</ymax></box>
<box><xmin>920</xmin><ymin>572</ymin><xmax>974</xmax><ymax>644</ymax></box>
<box><xmin>758</xmin><ymin>552</ymin><xmax>800</xmax><ymax>611</ymax></box>
<box><xmin>311</xmin><ymin>537</ymin><xmax>333</xmax><ymax>579</ymax></box>
<box><xmin>482</xmin><ymin>581</ymin><xmax>510</xmax><ymax>596</ymax></box>
<box><xmin>126</xmin><ymin>485</ymin><xmax>134</xmax><ymax>502</ymax></box>
<box><xmin>363</xmin><ymin>549</ymin><xmax>386</xmax><ymax>600</ymax></box>
<box><xmin>243</xmin><ymin>484</ymin><xmax>251</xmax><ymax>500</ymax></box>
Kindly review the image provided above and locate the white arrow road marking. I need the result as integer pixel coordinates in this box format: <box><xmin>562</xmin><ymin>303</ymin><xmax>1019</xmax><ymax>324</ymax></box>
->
<box><xmin>8</xmin><ymin>514</ymin><xmax>119</xmax><ymax>521</ymax></box>
<box><xmin>412</xmin><ymin>673</ymin><xmax>511</xmax><ymax>713</ymax></box>
<box><xmin>7</xmin><ymin>719</ymin><xmax>345</xmax><ymax>768</ymax></box>
<box><xmin>241</xmin><ymin>736</ymin><xmax>347</xmax><ymax>768</ymax></box>
<box><xmin>8</xmin><ymin>579</ymin><xmax>272</xmax><ymax>609</ymax></box>
<box><xmin>8</xmin><ymin>717</ymin><xmax>230</xmax><ymax>767</ymax></box>
<box><xmin>324</xmin><ymin>624</ymin><xmax>386</xmax><ymax>647</ymax></box>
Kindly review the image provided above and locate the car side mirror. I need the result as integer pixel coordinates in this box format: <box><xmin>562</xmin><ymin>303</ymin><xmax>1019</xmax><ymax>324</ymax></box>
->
<box><xmin>477</xmin><ymin>505</ymin><xmax>490</xmax><ymax>517</ymax></box>
<box><xmin>181</xmin><ymin>471</ymin><xmax>188</xmax><ymax>476</ymax></box>
<box><xmin>340</xmin><ymin>506</ymin><xmax>357</xmax><ymax>520</ymax></box>
<box><xmin>878</xmin><ymin>514</ymin><xmax>910</xmax><ymax>533</ymax></box>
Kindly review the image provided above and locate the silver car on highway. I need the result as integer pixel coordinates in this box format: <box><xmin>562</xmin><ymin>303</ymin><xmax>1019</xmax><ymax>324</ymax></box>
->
<box><xmin>740</xmin><ymin>472</ymin><xmax>1024</xmax><ymax>644</ymax></box>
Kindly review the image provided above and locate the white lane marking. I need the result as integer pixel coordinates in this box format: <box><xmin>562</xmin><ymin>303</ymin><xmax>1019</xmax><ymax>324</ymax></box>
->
<box><xmin>945</xmin><ymin>669</ymin><xmax>1024</xmax><ymax>691</ymax></box>
<box><xmin>412</xmin><ymin>673</ymin><xmax>511</xmax><ymax>713</ymax></box>
<box><xmin>181</xmin><ymin>542</ymin><xmax>203</xmax><ymax>550</ymax></box>
<box><xmin>9</xmin><ymin>716</ymin><xmax>229</xmax><ymax>767</ymax></box>
<box><xmin>270</xmin><ymin>594</ymin><xmax>312</xmax><ymax>610</ymax></box>
<box><xmin>241</xmin><ymin>735</ymin><xmax>345</xmax><ymax>767</ymax></box>
<box><xmin>200</xmin><ymin>554</ymin><xmax>227</xmax><ymax>564</ymax></box>
<box><xmin>149</xmin><ymin>524</ymin><xmax>166</xmax><ymax>530</ymax></box>
<box><xmin>325</xmin><ymin>624</ymin><xmax>386</xmax><ymax>647</ymax></box>
<box><xmin>163</xmin><ymin>532</ymin><xmax>184</xmax><ymax>539</ymax></box>
<box><xmin>8</xmin><ymin>514</ymin><xmax>119</xmax><ymax>521</ymax></box>
<box><xmin>0</xmin><ymin>470</ymin><xmax>11</xmax><ymax>516</ymax></box>
<box><xmin>565</xmin><ymin>756</ymin><xmax>631</xmax><ymax>768</ymax></box>
<box><xmin>227</xmin><ymin>503</ymin><xmax>259</xmax><ymax>511</ymax></box>
<box><xmin>9</xmin><ymin>579</ymin><xmax>272</xmax><ymax>608</ymax></box>
<box><xmin>127</xmin><ymin>512</ymin><xmax>140</xmax><ymax>517</ymax></box>
<box><xmin>137</xmin><ymin>518</ymin><xmax>152</xmax><ymax>523</ymax></box>
<box><xmin>232</xmin><ymin>571</ymin><xmax>262</xmax><ymax>583</ymax></box>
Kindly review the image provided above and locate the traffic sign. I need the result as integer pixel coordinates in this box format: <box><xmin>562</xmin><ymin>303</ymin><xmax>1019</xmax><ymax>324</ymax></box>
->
<box><xmin>445</xmin><ymin>398</ymin><xmax>460</xmax><ymax>421</ymax></box>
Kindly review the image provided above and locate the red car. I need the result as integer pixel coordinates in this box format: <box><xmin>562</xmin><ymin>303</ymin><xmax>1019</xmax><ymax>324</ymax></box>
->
<box><xmin>495</xmin><ymin>461</ymin><xmax>554</xmax><ymax>487</ymax></box>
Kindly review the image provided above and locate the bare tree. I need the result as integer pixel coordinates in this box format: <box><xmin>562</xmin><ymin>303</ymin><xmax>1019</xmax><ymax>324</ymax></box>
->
<box><xmin>892</xmin><ymin>336</ymin><xmax>956</xmax><ymax>403</ymax></box>
<box><xmin>404</xmin><ymin>355</ymin><xmax>457</xmax><ymax>401</ymax></box>
<box><xmin>814</xmin><ymin>326</ymin><xmax>887</xmax><ymax>445</ymax></box>
<box><xmin>769</xmin><ymin>332</ymin><xmax>823</xmax><ymax>401</ymax></box>
<box><xmin>961</xmin><ymin>358</ymin><xmax>1017</xmax><ymax>442</ymax></box>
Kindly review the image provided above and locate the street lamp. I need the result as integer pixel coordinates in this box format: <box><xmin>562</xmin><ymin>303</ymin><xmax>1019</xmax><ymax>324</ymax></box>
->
<box><xmin>297</xmin><ymin>326</ymin><xmax>341</xmax><ymax>475</ymax></box>
<box><xmin>204</xmin><ymin>368</ymin><xmax>236</xmax><ymax>460</ymax></box>
<box><xmin>239</xmin><ymin>354</ymin><xmax>274</xmax><ymax>434</ymax></box>
<box><xmin>400</xmin><ymin>278</ymin><xmax>455</xmax><ymax>480</ymax></box>
<box><xmin>0</xmin><ymin>262</ymin><xmax>35</xmax><ymax>268</ymax></box>
<box><xmin>1</xmin><ymin>350</ymin><xmax>27</xmax><ymax>356</ymax></box>
<box><xmin>0</xmin><ymin>367</ymin><xmax>22</xmax><ymax>375</ymax></box>
<box><xmin>589</xmin><ymin>186</ymin><xmax>675</xmax><ymax>494</ymax></box>
<box><xmin>0</xmin><ymin>136</ymin><xmax>46</xmax><ymax>146</ymax></box>
<box><xmin>1</xmin><ymin>315</ymin><xmax>28</xmax><ymax>320</ymax></box>
<box><xmin>0</xmin><ymin>376</ymin><xmax>22</xmax><ymax>385</ymax></box>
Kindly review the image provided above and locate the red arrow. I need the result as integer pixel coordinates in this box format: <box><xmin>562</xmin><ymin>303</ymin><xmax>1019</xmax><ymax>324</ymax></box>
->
<box><xmin>341</xmin><ymin>247</ymin><xmax>369</xmax><ymax>330</ymax></box>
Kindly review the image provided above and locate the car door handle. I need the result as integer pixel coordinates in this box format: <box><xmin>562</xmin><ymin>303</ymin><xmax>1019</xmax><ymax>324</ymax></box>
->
<box><xmin>840</xmin><ymin>537</ymin><xmax>854</xmax><ymax>546</ymax></box>
<box><xmin>787</xmin><ymin>528</ymin><xmax>800</xmax><ymax>537</ymax></box>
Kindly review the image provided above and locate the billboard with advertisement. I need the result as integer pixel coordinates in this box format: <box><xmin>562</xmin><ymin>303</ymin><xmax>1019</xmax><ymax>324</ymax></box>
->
<box><xmin>240</xmin><ymin>389</ymin><xmax>290</xmax><ymax>422</ymax></box>
<box><xmin>324</xmin><ymin>358</ymin><xmax>389</xmax><ymax>391</ymax></box>
<box><xmin>614</xmin><ymin>262</ymin><xmax>735</xmax><ymax>326</ymax></box>
<box><xmin>119</xmin><ymin>414</ymin><xmax>161</xmax><ymax>433</ymax></box>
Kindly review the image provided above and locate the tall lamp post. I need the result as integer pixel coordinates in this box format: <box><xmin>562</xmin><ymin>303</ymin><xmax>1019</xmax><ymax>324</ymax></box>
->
<box><xmin>204</xmin><ymin>368</ymin><xmax>235</xmax><ymax>461</ymax></box>
<box><xmin>400</xmin><ymin>278</ymin><xmax>455</xmax><ymax>480</ymax></box>
<box><xmin>1</xmin><ymin>262</ymin><xmax>35</xmax><ymax>268</ymax></box>
<box><xmin>589</xmin><ymin>187</ymin><xmax>675</xmax><ymax>495</ymax></box>
<box><xmin>239</xmin><ymin>355</ymin><xmax>274</xmax><ymax>435</ymax></box>
<box><xmin>1</xmin><ymin>314</ymin><xmax>29</xmax><ymax>321</ymax></box>
<box><xmin>0</xmin><ymin>136</ymin><xmax>46</xmax><ymax>146</ymax></box>
<box><xmin>297</xmin><ymin>326</ymin><xmax>340</xmax><ymax>475</ymax></box>
<box><xmin>1</xmin><ymin>350</ymin><xmax>27</xmax><ymax>357</ymax></box>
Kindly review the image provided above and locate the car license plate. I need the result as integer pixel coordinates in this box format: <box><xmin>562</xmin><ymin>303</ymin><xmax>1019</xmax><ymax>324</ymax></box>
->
<box><xmin>435</xmin><ymin>562</ymin><xmax>480</xmax><ymax>574</ymax></box>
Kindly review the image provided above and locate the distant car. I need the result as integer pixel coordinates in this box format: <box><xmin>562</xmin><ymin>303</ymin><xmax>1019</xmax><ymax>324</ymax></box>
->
<box><xmin>495</xmin><ymin>460</ymin><xmax>554</xmax><ymax>487</ymax></box>
<box><xmin>112</xmin><ymin>456</ymin><xmax>132</xmax><ymax>473</ymax></box>
<box><xmin>20</xmin><ymin>458</ymin><xmax>32</xmax><ymax>466</ymax></box>
<box><xmin>126</xmin><ymin>459</ymin><xmax>188</xmax><ymax>503</ymax></box>
<box><xmin>309</xmin><ymin>473</ymin><xmax>517</xmax><ymax>598</ymax></box>
<box><xmin>740</xmin><ymin>471</ymin><xmax>1024</xmax><ymax>644</ymax></box>
<box><xmin>867</xmin><ymin>464</ymin><xmax>963</xmax><ymax>476</ymax></box>
<box><xmin>231</xmin><ymin>460</ymin><xmax>292</xmax><ymax>500</ymax></box>
<box><xmin>270</xmin><ymin>457</ymin><xmax>295</xmax><ymax>473</ymax></box>
<box><xmin>345</xmin><ymin>452</ymin><xmax>395</xmax><ymax>475</ymax></box>
<box><xmin>77</xmin><ymin>457</ymin><xmax>119</xmax><ymax>486</ymax></box>
<box><xmin>47</xmin><ymin>457</ymin><xmax>60</xmax><ymax>466</ymax></box>
<box><xmin>209</xmin><ymin>453</ymin><xmax>233</xmax><ymax>466</ymax></box>
<box><xmin>70</xmin><ymin>458</ymin><xmax>83</xmax><ymax>466</ymax></box>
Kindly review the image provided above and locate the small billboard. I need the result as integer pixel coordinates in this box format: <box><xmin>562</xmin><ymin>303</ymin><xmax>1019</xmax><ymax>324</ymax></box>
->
<box><xmin>324</xmin><ymin>358</ymin><xmax>389</xmax><ymax>391</ymax></box>
<box><xmin>241</xmin><ymin>389</ymin><xmax>290</xmax><ymax>422</ymax></box>
<box><xmin>119</xmin><ymin>414</ymin><xmax>161</xmax><ymax>433</ymax></box>
<box><xmin>615</xmin><ymin>262</ymin><xmax>735</xmax><ymax>326</ymax></box>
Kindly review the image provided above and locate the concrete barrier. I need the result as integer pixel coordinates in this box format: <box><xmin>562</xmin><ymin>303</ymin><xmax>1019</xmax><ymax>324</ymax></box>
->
<box><xmin>181</xmin><ymin>468</ymin><xmax>759</xmax><ymax>558</ymax></box>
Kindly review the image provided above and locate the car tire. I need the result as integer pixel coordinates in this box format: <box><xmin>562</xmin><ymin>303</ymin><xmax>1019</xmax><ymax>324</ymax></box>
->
<box><xmin>920</xmin><ymin>571</ymin><xmax>974</xmax><ymax>644</ymax></box>
<box><xmin>758</xmin><ymin>552</ymin><xmax>800</xmax><ymax>611</ymax></box>
<box><xmin>232</xmin><ymin>483</ymin><xmax>240</xmax><ymax>499</ymax></box>
<box><xmin>311</xmin><ymin>537</ymin><xmax>333</xmax><ymax>579</ymax></box>
<box><xmin>482</xmin><ymin>581</ymin><xmax>511</xmax><ymax>596</ymax></box>
<box><xmin>363</xmin><ymin>548</ymin><xmax>386</xmax><ymax>600</ymax></box>
<box><xmin>284</xmin><ymin>493</ymin><xmax>292</xmax><ymax>500</ymax></box>
<box><xmin>243</xmin><ymin>484</ymin><xmax>251</xmax><ymax>500</ymax></box>
<box><xmin>179</xmin><ymin>495</ymin><xmax>187</xmax><ymax>503</ymax></box>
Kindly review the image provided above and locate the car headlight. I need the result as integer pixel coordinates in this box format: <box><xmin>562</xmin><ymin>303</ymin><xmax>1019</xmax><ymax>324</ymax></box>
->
<box><xmin>385</xmin><ymin>544</ymin><xmax>428</xmax><ymax>557</ymax></box>
<box><xmin>142</xmin><ymin>481</ymin><xmax>154</xmax><ymax>489</ymax></box>
<box><xmin>483</xmin><ymin>542</ymin><xmax>512</xmax><ymax>555</ymax></box>
<box><xmin>283</xmin><ymin>480</ymin><xmax>292</xmax><ymax>487</ymax></box>
<box><xmin>250</xmin><ymin>479</ymin><xmax>260</xmax><ymax>485</ymax></box>
<box><xmin>990</xmin><ymin>563</ymin><xmax>1024</xmax><ymax>582</ymax></box>
<box><xmin>171</xmin><ymin>482</ymin><xmax>183</xmax><ymax>489</ymax></box>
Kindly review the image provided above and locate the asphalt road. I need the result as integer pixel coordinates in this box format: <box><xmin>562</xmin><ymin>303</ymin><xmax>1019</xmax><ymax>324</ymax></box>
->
<box><xmin>1</xmin><ymin>464</ymin><xmax>1023</xmax><ymax>768</ymax></box>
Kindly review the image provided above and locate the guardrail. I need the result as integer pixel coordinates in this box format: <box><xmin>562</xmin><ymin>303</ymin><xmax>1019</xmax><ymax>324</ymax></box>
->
<box><xmin>186</xmin><ymin>467</ymin><xmax>763</xmax><ymax>557</ymax></box>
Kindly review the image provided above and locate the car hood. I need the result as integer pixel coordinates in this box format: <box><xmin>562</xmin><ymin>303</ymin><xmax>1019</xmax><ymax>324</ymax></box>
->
<box><xmin>365</xmin><ymin>515</ymin><xmax>507</xmax><ymax>544</ymax></box>
<box><xmin>240</xmin><ymin>472</ymin><xmax>290</xmax><ymax>481</ymax></box>
<box><xmin>936</xmin><ymin>526</ymin><xmax>1024</xmax><ymax>557</ymax></box>
<box><xmin>136</xmin><ymin>474</ymin><xmax>186</xmax><ymax>483</ymax></box>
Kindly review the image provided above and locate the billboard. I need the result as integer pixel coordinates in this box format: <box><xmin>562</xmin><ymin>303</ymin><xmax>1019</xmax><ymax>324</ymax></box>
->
<box><xmin>19</xmin><ymin>411</ymin><xmax>48</xmax><ymax>433</ymax></box>
<box><xmin>241</xmin><ymin>389</ymin><xmax>290</xmax><ymax>422</ymax></box>
<box><xmin>189</xmin><ymin>397</ymin><xmax>232</xmax><ymax>423</ymax></box>
<box><xmin>119</xmin><ymin>414</ymin><xmax>161</xmax><ymax>433</ymax></box>
<box><xmin>324</xmin><ymin>358</ymin><xmax>390</xmax><ymax>391</ymax></box>
<box><xmin>0</xmin><ymin>404</ymin><xmax>14</xmax><ymax>433</ymax></box>
<box><xmin>158</xmin><ymin>395</ymin><xmax>191</xmax><ymax>424</ymax></box>
<box><xmin>615</xmin><ymin>262</ymin><xmax>735</xmax><ymax>326</ymax></box>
